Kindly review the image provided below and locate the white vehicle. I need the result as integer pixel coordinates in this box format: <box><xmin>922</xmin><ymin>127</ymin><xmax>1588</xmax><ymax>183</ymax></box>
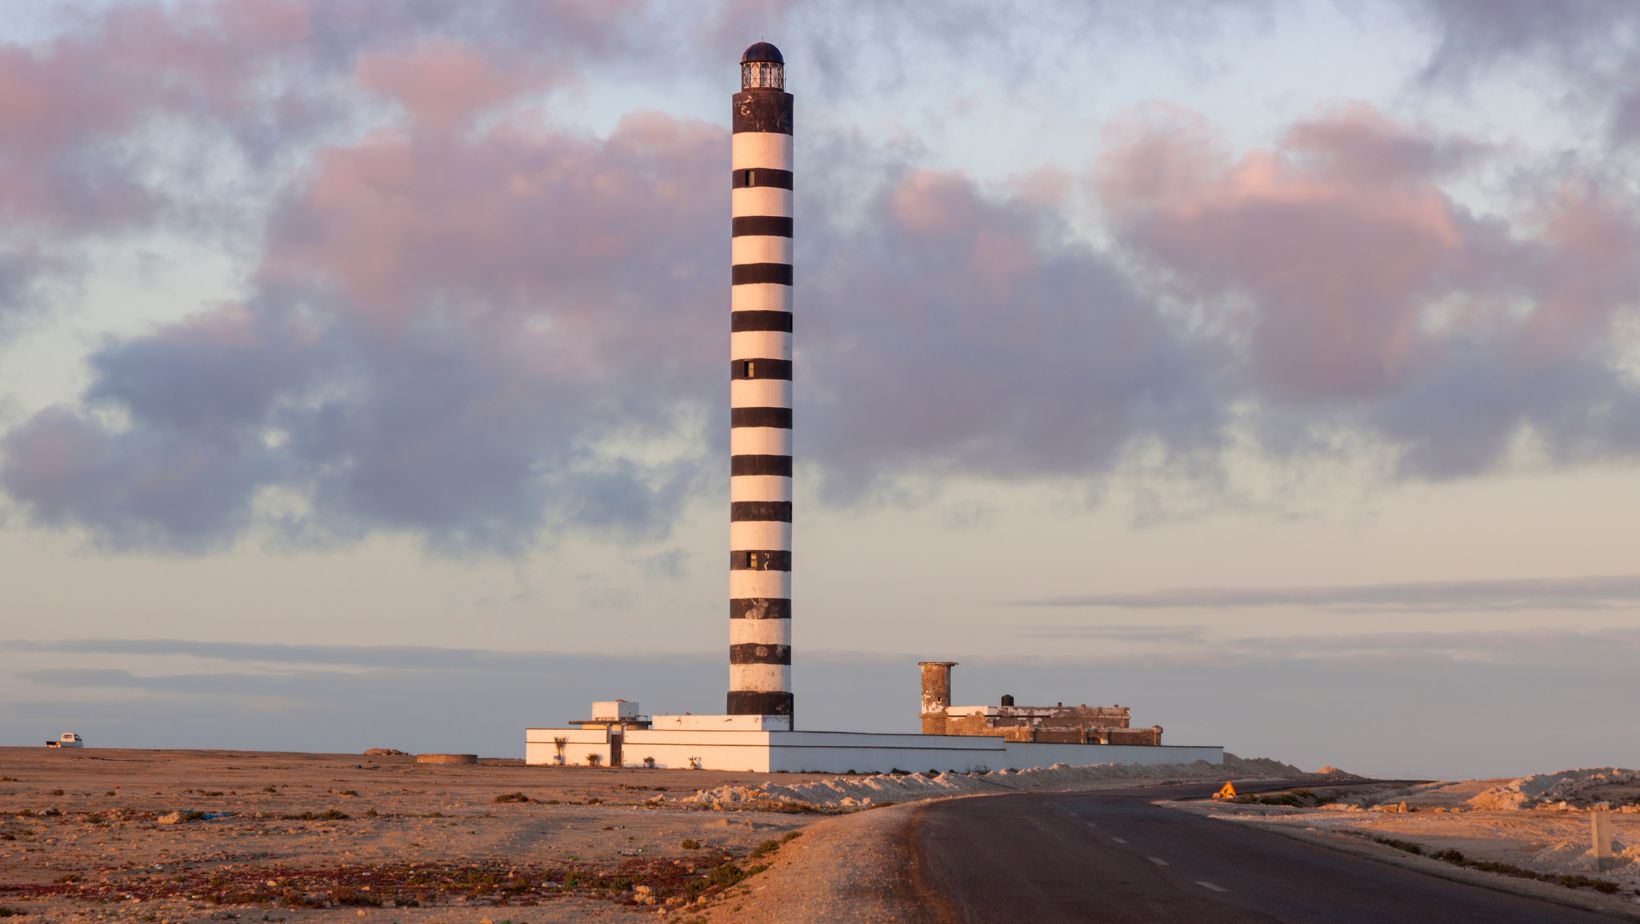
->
<box><xmin>45</xmin><ymin>732</ymin><xmax>83</xmax><ymax>749</ymax></box>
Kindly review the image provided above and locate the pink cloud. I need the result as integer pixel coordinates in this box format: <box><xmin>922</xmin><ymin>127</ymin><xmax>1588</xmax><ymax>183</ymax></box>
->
<box><xmin>1099</xmin><ymin>105</ymin><xmax>1491</xmax><ymax>399</ymax></box>
<box><xmin>355</xmin><ymin>41</ymin><xmax>557</xmax><ymax>128</ymax></box>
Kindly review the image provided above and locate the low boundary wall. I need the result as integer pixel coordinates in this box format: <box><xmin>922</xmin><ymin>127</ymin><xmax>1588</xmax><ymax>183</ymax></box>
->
<box><xmin>525</xmin><ymin>727</ymin><xmax>1222</xmax><ymax>773</ymax></box>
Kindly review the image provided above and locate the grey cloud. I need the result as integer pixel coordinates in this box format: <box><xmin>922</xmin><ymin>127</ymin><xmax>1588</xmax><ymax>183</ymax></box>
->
<box><xmin>1405</xmin><ymin>0</ymin><xmax>1640</xmax><ymax>147</ymax></box>
<box><xmin>1021</xmin><ymin>574</ymin><xmax>1640</xmax><ymax>612</ymax></box>
<box><xmin>0</xmin><ymin>407</ymin><xmax>281</xmax><ymax>552</ymax></box>
<box><xmin>1406</xmin><ymin>0</ymin><xmax>1640</xmax><ymax>84</ymax></box>
<box><xmin>1025</xmin><ymin>625</ymin><xmax>1210</xmax><ymax>644</ymax></box>
<box><xmin>803</xmin><ymin>169</ymin><xmax>1221</xmax><ymax>494</ymax></box>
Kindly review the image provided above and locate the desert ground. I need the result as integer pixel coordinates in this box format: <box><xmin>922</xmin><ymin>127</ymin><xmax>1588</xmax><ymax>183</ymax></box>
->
<box><xmin>8</xmin><ymin>747</ymin><xmax>1637</xmax><ymax>922</ymax></box>
<box><xmin>0</xmin><ymin>747</ymin><xmax>839</xmax><ymax>922</ymax></box>
<box><xmin>0</xmin><ymin>747</ymin><xmax>1289</xmax><ymax>922</ymax></box>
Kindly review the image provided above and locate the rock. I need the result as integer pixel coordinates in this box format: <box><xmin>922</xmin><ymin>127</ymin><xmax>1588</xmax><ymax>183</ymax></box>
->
<box><xmin>157</xmin><ymin>811</ymin><xmax>184</xmax><ymax>825</ymax></box>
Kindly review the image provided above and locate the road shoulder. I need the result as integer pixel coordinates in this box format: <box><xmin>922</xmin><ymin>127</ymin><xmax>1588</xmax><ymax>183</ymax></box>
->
<box><xmin>1163</xmin><ymin>799</ymin><xmax>1640</xmax><ymax>922</ymax></box>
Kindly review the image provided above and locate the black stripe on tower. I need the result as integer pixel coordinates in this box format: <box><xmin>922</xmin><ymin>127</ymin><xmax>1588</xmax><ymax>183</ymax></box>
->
<box><xmin>730</xmin><ymin>550</ymin><xmax>791</xmax><ymax>571</ymax></box>
<box><xmin>732</xmin><ymin>407</ymin><xmax>792</xmax><ymax>428</ymax></box>
<box><xmin>730</xmin><ymin>311</ymin><xmax>793</xmax><ymax>332</ymax></box>
<box><xmin>731</xmin><ymin>454</ymin><xmax>791</xmax><ymax>476</ymax></box>
<box><xmin>732</xmin><ymin>216</ymin><xmax>793</xmax><ymax>238</ymax></box>
<box><xmin>732</xmin><ymin>168</ymin><xmax>793</xmax><ymax>189</ymax></box>
<box><xmin>729</xmin><ymin>643</ymin><xmax>792</xmax><ymax>665</ymax></box>
<box><xmin>730</xmin><ymin>598</ymin><xmax>792</xmax><ymax>619</ymax></box>
<box><xmin>731</xmin><ymin>358</ymin><xmax>792</xmax><ymax>380</ymax></box>
<box><xmin>727</xmin><ymin>690</ymin><xmax>793</xmax><ymax>715</ymax></box>
<box><xmin>730</xmin><ymin>501</ymin><xmax>792</xmax><ymax>522</ymax></box>
<box><xmin>732</xmin><ymin>90</ymin><xmax>793</xmax><ymax>135</ymax></box>
<box><xmin>731</xmin><ymin>263</ymin><xmax>792</xmax><ymax>286</ymax></box>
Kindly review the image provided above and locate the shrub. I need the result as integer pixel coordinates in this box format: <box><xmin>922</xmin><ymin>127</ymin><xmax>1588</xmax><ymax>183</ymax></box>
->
<box><xmin>494</xmin><ymin>792</ymin><xmax>531</xmax><ymax>804</ymax></box>
<box><xmin>705</xmin><ymin>863</ymin><xmax>749</xmax><ymax>889</ymax></box>
<box><xmin>750</xmin><ymin>840</ymin><xmax>780</xmax><ymax>859</ymax></box>
<box><xmin>587</xmin><ymin>754</ymin><xmax>603</xmax><ymax>768</ymax></box>
<box><xmin>681</xmin><ymin>839</ymin><xmax>702</xmax><ymax>850</ymax></box>
<box><xmin>285</xmin><ymin>808</ymin><xmax>350</xmax><ymax>821</ymax></box>
<box><xmin>642</xmin><ymin>756</ymin><xmax>656</xmax><ymax>768</ymax></box>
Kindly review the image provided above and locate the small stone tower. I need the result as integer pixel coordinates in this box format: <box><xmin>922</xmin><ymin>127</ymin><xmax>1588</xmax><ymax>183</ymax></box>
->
<box><xmin>919</xmin><ymin>661</ymin><xmax>957</xmax><ymax>734</ymax></box>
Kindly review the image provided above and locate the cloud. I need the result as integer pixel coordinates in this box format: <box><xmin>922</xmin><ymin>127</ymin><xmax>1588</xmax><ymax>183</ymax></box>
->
<box><xmin>3</xmin><ymin>109</ymin><xmax>726</xmax><ymax>553</ymax></box>
<box><xmin>1025</xmin><ymin>625</ymin><xmax>1210</xmax><ymax>644</ymax></box>
<box><xmin>803</xmin><ymin>168</ymin><xmax>1221</xmax><ymax>492</ymax></box>
<box><xmin>1020</xmin><ymin>574</ymin><xmax>1640</xmax><ymax>612</ymax></box>
<box><xmin>1403</xmin><ymin>0</ymin><xmax>1640</xmax><ymax>148</ymax></box>
<box><xmin>5</xmin><ymin>5</ymin><xmax>1640</xmax><ymax>554</ymax></box>
<box><xmin>0</xmin><ymin>407</ymin><xmax>281</xmax><ymax>551</ymax></box>
<box><xmin>1099</xmin><ymin>103</ymin><xmax>1640</xmax><ymax>477</ymax></box>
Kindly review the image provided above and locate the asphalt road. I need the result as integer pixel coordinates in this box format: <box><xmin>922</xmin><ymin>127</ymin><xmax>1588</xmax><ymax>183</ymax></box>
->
<box><xmin>906</xmin><ymin>780</ymin><xmax>1621</xmax><ymax>923</ymax></box>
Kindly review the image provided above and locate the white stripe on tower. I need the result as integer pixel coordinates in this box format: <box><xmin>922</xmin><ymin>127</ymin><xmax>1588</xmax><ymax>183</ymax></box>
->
<box><xmin>728</xmin><ymin>41</ymin><xmax>794</xmax><ymax>721</ymax></box>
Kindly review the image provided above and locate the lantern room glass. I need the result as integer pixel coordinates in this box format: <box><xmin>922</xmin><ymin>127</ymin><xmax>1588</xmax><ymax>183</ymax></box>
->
<box><xmin>741</xmin><ymin>61</ymin><xmax>784</xmax><ymax>90</ymax></box>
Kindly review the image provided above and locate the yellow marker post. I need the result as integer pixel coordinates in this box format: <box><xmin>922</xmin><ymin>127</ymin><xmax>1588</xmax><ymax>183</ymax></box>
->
<box><xmin>1213</xmin><ymin>781</ymin><xmax>1237</xmax><ymax>800</ymax></box>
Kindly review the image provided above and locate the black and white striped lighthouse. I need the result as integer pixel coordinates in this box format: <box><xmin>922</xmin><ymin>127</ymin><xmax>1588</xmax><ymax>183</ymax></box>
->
<box><xmin>727</xmin><ymin>41</ymin><xmax>794</xmax><ymax>720</ymax></box>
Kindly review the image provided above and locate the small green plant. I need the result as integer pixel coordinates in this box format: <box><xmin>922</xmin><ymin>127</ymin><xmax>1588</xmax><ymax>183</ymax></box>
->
<box><xmin>681</xmin><ymin>838</ymin><xmax>701</xmax><ymax>850</ymax></box>
<box><xmin>749</xmin><ymin>839</ymin><xmax>780</xmax><ymax>859</ymax></box>
<box><xmin>781</xmin><ymin>830</ymin><xmax>801</xmax><ymax>843</ymax></box>
<box><xmin>642</xmin><ymin>756</ymin><xmax>656</xmax><ymax>768</ymax></box>
<box><xmin>262</xmin><ymin>785</ymin><xmax>278</xmax><ymax>794</ymax></box>
<box><xmin>587</xmin><ymin>753</ymin><xmax>603</xmax><ymax>768</ymax></box>
<box><xmin>494</xmin><ymin>792</ymin><xmax>531</xmax><ymax>803</ymax></box>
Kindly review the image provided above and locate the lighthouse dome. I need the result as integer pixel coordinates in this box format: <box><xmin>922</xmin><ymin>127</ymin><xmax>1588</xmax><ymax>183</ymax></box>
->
<box><xmin>741</xmin><ymin>42</ymin><xmax>784</xmax><ymax>65</ymax></box>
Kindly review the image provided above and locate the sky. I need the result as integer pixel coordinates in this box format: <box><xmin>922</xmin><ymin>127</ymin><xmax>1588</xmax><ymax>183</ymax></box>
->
<box><xmin>2</xmin><ymin>0</ymin><xmax>1639</xmax><ymax>780</ymax></box>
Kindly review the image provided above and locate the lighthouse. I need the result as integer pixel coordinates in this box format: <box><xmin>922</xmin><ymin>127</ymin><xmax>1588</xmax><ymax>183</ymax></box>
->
<box><xmin>524</xmin><ymin>41</ymin><xmax>1225</xmax><ymax>773</ymax></box>
<box><xmin>727</xmin><ymin>41</ymin><xmax>794</xmax><ymax>720</ymax></box>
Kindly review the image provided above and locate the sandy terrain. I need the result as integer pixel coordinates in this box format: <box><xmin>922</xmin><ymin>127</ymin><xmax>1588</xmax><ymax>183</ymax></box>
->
<box><xmin>0</xmin><ymin>747</ymin><xmax>1313</xmax><ymax>922</ymax></box>
<box><xmin>1171</xmin><ymin>770</ymin><xmax>1640</xmax><ymax>916</ymax></box>
<box><xmin>0</xmin><ymin>747</ymin><xmax>840</xmax><ymax>922</ymax></box>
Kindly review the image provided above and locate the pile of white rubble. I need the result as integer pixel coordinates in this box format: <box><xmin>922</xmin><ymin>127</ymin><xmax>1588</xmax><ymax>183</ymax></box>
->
<box><xmin>682</xmin><ymin>753</ymin><xmax>1307</xmax><ymax>809</ymax></box>
<box><xmin>1467</xmin><ymin>767</ymin><xmax>1640</xmax><ymax>811</ymax></box>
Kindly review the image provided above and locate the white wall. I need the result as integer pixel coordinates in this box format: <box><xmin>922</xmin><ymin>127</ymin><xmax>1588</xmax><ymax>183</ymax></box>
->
<box><xmin>524</xmin><ymin>728</ymin><xmax>611</xmax><ymax>768</ymax></box>
<box><xmin>526</xmin><ymin>727</ymin><xmax>1221</xmax><ymax>773</ymax></box>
